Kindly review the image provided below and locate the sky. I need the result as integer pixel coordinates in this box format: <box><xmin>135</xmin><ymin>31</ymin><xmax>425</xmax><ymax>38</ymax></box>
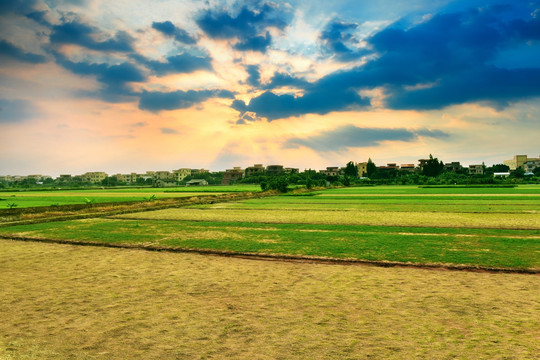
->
<box><xmin>1</xmin><ymin>0</ymin><xmax>539</xmax><ymax>177</ymax></box>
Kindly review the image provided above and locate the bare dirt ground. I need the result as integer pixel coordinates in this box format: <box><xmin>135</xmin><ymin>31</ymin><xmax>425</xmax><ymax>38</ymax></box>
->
<box><xmin>1</xmin><ymin>239</ymin><xmax>539</xmax><ymax>359</ymax></box>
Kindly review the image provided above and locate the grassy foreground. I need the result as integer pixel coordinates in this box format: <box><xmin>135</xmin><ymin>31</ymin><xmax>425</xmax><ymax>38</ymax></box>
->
<box><xmin>1</xmin><ymin>240</ymin><xmax>539</xmax><ymax>359</ymax></box>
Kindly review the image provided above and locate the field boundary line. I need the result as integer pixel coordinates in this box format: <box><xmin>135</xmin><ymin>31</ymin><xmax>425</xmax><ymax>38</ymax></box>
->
<box><xmin>1</xmin><ymin>234</ymin><xmax>538</xmax><ymax>275</ymax></box>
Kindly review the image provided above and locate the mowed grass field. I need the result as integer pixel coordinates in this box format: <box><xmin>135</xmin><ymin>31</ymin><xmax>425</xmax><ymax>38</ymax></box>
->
<box><xmin>0</xmin><ymin>185</ymin><xmax>260</xmax><ymax>208</ymax></box>
<box><xmin>1</xmin><ymin>240</ymin><xmax>538</xmax><ymax>359</ymax></box>
<box><xmin>1</xmin><ymin>185</ymin><xmax>539</xmax><ymax>270</ymax></box>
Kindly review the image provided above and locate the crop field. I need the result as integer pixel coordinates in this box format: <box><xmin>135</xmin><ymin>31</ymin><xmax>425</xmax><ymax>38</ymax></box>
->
<box><xmin>0</xmin><ymin>185</ymin><xmax>260</xmax><ymax>208</ymax></box>
<box><xmin>1</xmin><ymin>239</ymin><xmax>539</xmax><ymax>359</ymax></box>
<box><xmin>1</xmin><ymin>185</ymin><xmax>539</xmax><ymax>359</ymax></box>
<box><xmin>1</xmin><ymin>185</ymin><xmax>539</xmax><ymax>271</ymax></box>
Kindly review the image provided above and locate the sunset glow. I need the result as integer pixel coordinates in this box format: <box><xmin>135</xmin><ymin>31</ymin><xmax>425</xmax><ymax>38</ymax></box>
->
<box><xmin>1</xmin><ymin>0</ymin><xmax>539</xmax><ymax>177</ymax></box>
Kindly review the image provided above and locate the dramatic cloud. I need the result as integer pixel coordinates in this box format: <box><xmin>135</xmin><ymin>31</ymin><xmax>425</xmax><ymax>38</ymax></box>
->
<box><xmin>0</xmin><ymin>0</ymin><xmax>39</xmax><ymax>16</ymax></box>
<box><xmin>366</xmin><ymin>9</ymin><xmax>540</xmax><ymax>109</ymax></box>
<box><xmin>151</xmin><ymin>21</ymin><xmax>197</xmax><ymax>44</ymax></box>
<box><xmin>244</xmin><ymin>65</ymin><xmax>260</xmax><ymax>87</ymax></box>
<box><xmin>232</xmin><ymin>76</ymin><xmax>370</xmax><ymax>120</ymax></box>
<box><xmin>0</xmin><ymin>99</ymin><xmax>38</xmax><ymax>123</ymax></box>
<box><xmin>54</xmin><ymin>53</ymin><xmax>144</xmax><ymax>101</ymax></box>
<box><xmin>50</xmin><ymin>20</ymin><xmax>134</xmax><ymax>52</ymax></box>
<box><xmin>25</xmin><ymin>10</ymin><xmax>51</xmax><ymax>26</ymax></box>
<box><xmin>263</xmin><ymin>72</ymin><xmax>310</xmax><ymax>90</ymax></box>
<box><xmin>233</xmin><ymin>32</ymin><xmax>271</xmax><ymax>52</ymax></box>
<box><xmin>320</xmin><ymin>19</ymin><xmax>367</xmax><ymax>61</ymax></box>
<box><xmin>135</xmin><ymin>53</ymin><xmax>213</xmax><ymax>76</ymax></box>
<box><xmin>196</xmin><ymin>3</ymin><xmax>292</xmax><ymax>52</ymax></box>
<box><xmin>234</xmin><ymin>5</ymin><xmax>540</xmax><ymax>119</ymax></box>
<box><xmin>284</xmin><ymin>125</ymin><xmax>449</xmax><ymax>151</ymax></box>
<box><xmin>138</xmin><ymin>89</ymin><xmax>234</xmax><ymax>112</ymax></box>
<box><xmin>2</xmin><ymin>0</ymin><xmax>540</xmax><ymax>176</ymax></box>
<box><xmin>0</xmin><ymin>40</ymin><xmax>47</xmax><ymax>63</ymax></box>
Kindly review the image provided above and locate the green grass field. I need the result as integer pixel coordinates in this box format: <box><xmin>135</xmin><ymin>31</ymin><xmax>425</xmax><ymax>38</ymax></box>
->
<box><xmin>0</xmin><ymin>185</ymin><xmax>260</xmax><ymax>208</ymax></box>
<box><xmin>1</xmin><ymin>185</ymin><xmax>538</xmax><ymax>270</ymax></box>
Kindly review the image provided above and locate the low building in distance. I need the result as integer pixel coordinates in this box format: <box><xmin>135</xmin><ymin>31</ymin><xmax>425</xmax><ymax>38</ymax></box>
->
<box><xmin>400</xmin><ymin>164</ymin><xmax>416</xmax><ymax>172</ymax></box>
<box><xmin>186</xmin><ymin>179</ymin><xmax>208</xmax><ymax>186</ymax></box>
<box><xmin>245</xmin><ymin>164</ymin><xmax>265</xmax><ymax>177</ymax></box>
<box><xmin>504</xmin><ymin>155</ymin><xmax>539</xmax><ymax>170</ymax></box>
<box><xmin>468</xmin><ymin>164</ymin><xmax>484</xmax><ymax>175</ymax></box>
<box><xmin>80</xmin><ymin>172</ymin><xmax>108</xmax><ymax>183</ymax></box>
<box><xmin>222</xmin><ymin>167</ymin><xmax>244</xmax><ymax>185</ymax></box>
<box><xmin>444</xmin><ymin>162</ymin><xmax>462</xmax><ymax>172</ymax></box>
<box><xmin>357</xmin><ymin>162</ymin><xmax>368</xmax><ymax>176</ymax></box>
<box><xmin>266</xmin><ymin>165</ymin><xmax>284</xmax><ymax>176</ymax></box>
<box><xmin>173</xmin><ymin>168</ymin><xmax>191</xmax><ymax>182</ymax></box>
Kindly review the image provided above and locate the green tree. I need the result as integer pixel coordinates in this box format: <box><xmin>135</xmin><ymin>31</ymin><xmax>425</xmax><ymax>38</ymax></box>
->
<box><xmin>269</xmin><ymin>176</ymin><xmax>289</xmax><ymax>192</ymax></box>
<box><xmin>366</xmin><ymin>158</ymin><xmax>377</xmax><ymax>177</ymax></box>
<box><xmin>512</xmin><ymin>168</ymin><xmax>525</xmax><ymax>178</ymax></box>
<box><xmin>491</xmin><ymin>164</ymin><xmax>510</xmax><ymax>173</ymax></box>
<box><xmin>344</xmin><ymin>161</ymin><xmax>358</xmax><ymax>178</ymax></box>
<box><xmin>422</xmin><ymin>154</ymin><xmax>444</xmax><ymax>177</ymax></box>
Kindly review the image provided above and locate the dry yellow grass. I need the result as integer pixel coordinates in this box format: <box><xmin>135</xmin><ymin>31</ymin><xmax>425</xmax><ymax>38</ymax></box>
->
<box><xmin>1</xmin><ymin>239</ymin><xmax>539</xmax><ymax>359</ymax></box>
<box><xmin>116</xmin><ymin>208</ymin><xmax>540</xmax><ymax>229</ymax></box>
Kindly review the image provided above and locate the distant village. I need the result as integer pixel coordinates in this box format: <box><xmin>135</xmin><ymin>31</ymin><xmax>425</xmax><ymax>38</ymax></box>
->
<box><xmin>1</xmin><ymin>154</ymin><xmax>539</xmax><ymax>187</ymax></box>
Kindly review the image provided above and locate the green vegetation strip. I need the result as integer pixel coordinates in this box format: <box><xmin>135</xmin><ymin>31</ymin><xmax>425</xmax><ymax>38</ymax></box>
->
<box><xmin>322</xmin><ymin>185</ymin><xmax>540</xmax><ymax>194</ymax></box>
<box><xmin>0</xmin><ymin>185</ymin><xmax>260</xmax><ymax>208</ymax></box>
<box><xmin>0</xmin><ymin>219</ymin><xmax>538</xmax><ymax>272</ymax></box>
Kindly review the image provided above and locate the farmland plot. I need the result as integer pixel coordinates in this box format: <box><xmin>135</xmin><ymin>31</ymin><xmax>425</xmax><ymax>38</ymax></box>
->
<box><xmin>1</xmin><ymin>185</ymin><xmax>539</xmax><ymax>271</ymax></box>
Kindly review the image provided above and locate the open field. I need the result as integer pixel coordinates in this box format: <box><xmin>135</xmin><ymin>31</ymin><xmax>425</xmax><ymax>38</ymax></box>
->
<box><xmin>1</xmin><ymin>239</ymin><xmax>539</xmax><ymax>359</ymax></box>
<box><xmin>318</xmin><ymin>184</ymin><xmax>540</xmax><ymax>194</ymax></box>
<box><xmin>0</xmin><ymin>185</ymin><xmax>260</xmax><ymax>208</ymax></box>
<box><xmin>1</xmin><ymin>185</ymin><xmax>539</xmax><ymax>271</ymax></box>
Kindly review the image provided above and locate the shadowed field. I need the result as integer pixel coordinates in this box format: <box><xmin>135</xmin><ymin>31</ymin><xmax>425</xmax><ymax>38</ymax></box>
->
<box><xmin>1</xmin><ymin>239</ymin><xmax>539</xmax><ymax>359</ymax></box>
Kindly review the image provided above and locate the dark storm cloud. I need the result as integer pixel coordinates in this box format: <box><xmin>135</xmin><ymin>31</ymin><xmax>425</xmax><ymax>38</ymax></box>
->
<box><xmin>196</xmin><ymin>2</ymin><xmax>292</xmax><ymax>52</ymax></box>
<box><xmin>138</xmin><ymin>89</ymin><xmax>234</xmax><ymax>112</ymax></box>
<box><xmin>50</xmin><ymin>20</ymin><xmax>134</xmax><ymax>52</ymax></box>
<box><xmin>54</xmin><ymin>52</ymin><xmax>145</xmax><ymax>101</ymax></box>
<box><xmin>151</xmin><ymin>21</ymin><xmax>197</xmax><ymax>44</ymax></box>
<box><xmin>134</xmin><ymin>53</ymin><xmax>213</xmax><ymax>76</ymax></box>
<box><xmin>0</xmin><ymin>99</ymin><xmax>38</xmax><ymax>123</ymax></box>
<box><xmin>263</xmin><ymin>72</ymin><xmax>310</xmax><ymax>90</ymax></box>
<box><xmin>0</xmin><ymin>40</ymin><xmax>47</xmax><ymax>63</ymax></box>
<box><xmin>25</xmin><ymin>10</ymin><xmax>51</xmax><ymax>26</ymax></box>
<box><xmin>244</xmin><ymin>65</ymin><xmax>260</xmax><ymax>87</ymax></box>
<box><xmin>365</xmin><ymin>8</ymin><xmax>540</xmax><ymax>110</ymax></box>
<box><xmin>232</xmin><ymin>88</ymin><xmax>369</xmax><ymax>121</ymax></box>
<box><xmin>284</xmin><ymin>125</ymin><xmax>449</xmax><ymax>151</ymax></box>
<box><xmin>236</xmin><ymin>4</ymin><xmax>540</xmax><ymax>120</ymax></box>
<box><xmin>320</xmin><ymin>19</ymin><xmax>368</xmax><ymax>61</ymax></box>
<box><xmin>0</xmin><ymin>0</ymin><xmax>39</xmax><ymax>15</ymax></box>
<box><xmin>233</xmin><ymin>32</ymin><xmax>271</xmax><ymax>52</ymax></box>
